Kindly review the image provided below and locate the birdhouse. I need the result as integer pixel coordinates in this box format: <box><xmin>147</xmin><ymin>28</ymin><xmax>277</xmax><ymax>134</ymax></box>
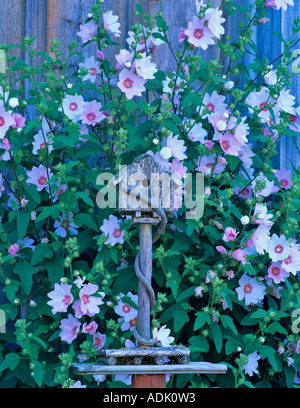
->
<box><xmin>112</xmin><ymin>153</ymin><xmax>181</xmax><ymax>216</ymax></box>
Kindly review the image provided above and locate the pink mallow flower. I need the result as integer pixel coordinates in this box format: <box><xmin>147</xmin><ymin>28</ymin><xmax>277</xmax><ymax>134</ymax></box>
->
<box><xmin>236</xmin><ymin>275</ymin><xmax>266</xmax><ymax>306</ymax></box>
<box><xmin>161</xmin><ymin>133</ymin><xmax>187</xmax><ymax>161</ymax></box>
<box><xmin>59</xmin><ymin>314</ymin><xmax>81</xmax><ymax>344</ymax></box>
<box><xmin>264</xmin><ymin>0</ymin><xmax>294</xmax><ymax>11</ymax></box>
<box><xmin>231</xmin><ymin>248</ymin><xmax>247</xmax><ymax>265</ymax></box>
<box><xmin>47</xmin><ymin>283</ymin><xmax>74</xmax><ymax>314</ymax></box>
<box><xmin>114</xmin><ymin>292</ymin><xmax>138</xmax><ymax>323</ymax></box>
<box><xmin>8</xmin><ymin>243</ymin><xmax>19</xmax><ymax>257</ymax></box>
<box><xmin>275</xmin><ymin>168</ymin><xmax>293</xmax><ymax>190</ymax></box>
<box><xmin>76</xmin><ymin>20</ymin><xmax>98</xmax><ymax>44</ymax></box>
<box><xmin>0</xmin><ymin>107</ymin><xmax>15</xmax><ymax>139</ymax></box>
<box><xmin>196</xmin><ymin>153</ymin><xmax>225</xmax><ymax>175</ymax></box>
<box><xmin>220</xmin><ymin>131</ymin><xmax>244</xmax><ymax>156</ymax></box>
<box><xmin>184</xmin><ymin>16</ymin><xmax>215</xmax><ymax>50</ymax></box>
<box><xmin>93</xmin><ymin>332</ymin><xmax>106</xmax><ymax>350</ymax></box>
<box><xmin>267</xmin><ymin>262</ymin><xmax>289</xmax><ymax>284</ymax></box>
<box><xmin>100</xmin><ymin>214</ymin><xmax>125</xmax><ymax>246</ymax></box>
<box><xmin>200</xmin><ymin>90</ymin><xmax>227</xmax><ymax>121</ymax></box>
<box><xmin>54</xmin><ymin>211</ymin><xmax>78</xmax><ymax>238</ymax></box>
<box><xmin>216</xmin><ymin>246</ymin><xmax>227</xmax><ymax>254</ymax></box>
<box><xmin>11</xmin><ymin>113</ymin><xmax>26</xmax><ymax>130</ymax></box>
<box><xmin>79</xmin><ymin>283</ymin><xmax>104</xmax><ymax>316</ymax></box>
<box><xmin>252</xmin><ymin>203</ymin><xmax>273</xmax><ymax>226</ymax></box>
<box><xmin>223</xmin><ymin>227</ymin><xmax>238</xmax><ymax>242</ymax></box>
<box><xmin>103</xmin><ymin>10</ymin><xmax>121</xmax><ymax>37</ymax></box>
<box><xmin>117</xmin><ymin>67</ymin><xmax>146</xmax><ymax>100</ymax></box>
<box><xmin>26</xmin><ymin>164</ymin><xmax>53</xmax><ymax>192</ymax></box>
<box><xmin>62</xmin><ymin>94</ymin><xmax>85</xmax><ymax>121</ymax></box>
<box><xmin>82</xmin><ymin>321</ymin><xmax>98</xmax><ymax>335</ymax></box>
<box><xmin>79</xmin><ymin>56</ymin><xmax>101</xmax><ymax>83</ymax></box>
<box><xmin>178</xmin><ymin>27</ymin><xmax>186</xmax><ymax>42</ymax></box>
<box><xmin>282</xmin><ymin>243</ymin><xmax>300</xmax><ymax>275</ymax></box>
<box><xmin>266</xmin><ymin>234</ymin><xmax>291</xmax><ymax>262</ymax></box>
<box><xmin>80</xmin><ymin>100</ymin><xmax>105</xmax><ymax>126</ymax></box>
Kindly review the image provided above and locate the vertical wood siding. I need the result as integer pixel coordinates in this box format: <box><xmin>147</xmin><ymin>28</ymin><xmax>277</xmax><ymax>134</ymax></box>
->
<box><xmin>0</xmin><ymin>0</ymin><xmax>299</xmax><ymax>169</ymax></box>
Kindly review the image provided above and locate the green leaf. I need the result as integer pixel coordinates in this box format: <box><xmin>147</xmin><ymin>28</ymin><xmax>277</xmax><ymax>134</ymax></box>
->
<box><xmin>220</xmin><ymin>315</ymin><xmax>238</xmax><ymax>335</ymax></box>
<box><xmin>250</xmin><ymin>309</ymin><xmax>268</xmax><ymax>319</ymax></box>
<box><xmin>258</xmin><ymin>345</ymin><xmax>278</xmax><ymax>372</ymax></box>
<box><xmin>227</xmin><ymin>156</ymin><xmax>240</xmax><ymax>172</ymax></box>
<box><xmin>35</xmin><ymin>205</ymin><xmax>61</xmax><ymax>223</ymax></box>
<box><xmin>0</xmin><ymin>353</ymin><xmax>20</xmax><ymax>372</ymax></box>
<box><xmin>32</xmin><ymin>336</ymin><xmax>47</xmax><ymax>350</ymax></box>
<box><xmin>25</xmin><ymin>183</ymin><xmax>41</xmax><ymax>204</ymax></box>
<box><xmin>73</xmin><ymin>213</ymin><xmax>98</xmax><ymax>231</ymax></box>
<box><xmin>31</xmin><ymin>243</ymin><xmax>53</xmax><ymax>266</ymax></box>
<box><xmin>176</xmin><ymin>286</ymin><xmax>197</xmax><ymax>303</ymax></box>
<box><xmin>173</xmin><ymin>310</ymin><xmax>189</xmax><ymax>332</ymax></box>
<box><xmin>265</xmin><ymin>322</ymin><xmax>288</xmax><ymax>335</ymax></box>
<box><xmin>189</xmin><ymin>336</ymin><xmax>209</xmax><ymax>353</ymax></box>
<box><xmin>43</xmin><ymin>253</ymin><xmax>65</xmax><ymax>285</ymax></box>
<box><xmin>14</xmin><ymin>262</ymin><xmax>36</xmax><ymax>295</ymax></box>
<box><xmin>3</xmin><ymin>282</ymin><xmax>19</xmax><ymax>303</ymax></box>
<box><xmin>33</xmin><ymin>361</ymin><xmax>45</xmax><ymax>387</ymax></box>
<box><xmin>17</xmin><ymin>211</ymin><xmax>31</xmax><ymax>240</ymax></box>
<box><xmin>165</xmin><ymin>268</ymin><xmax>181</xmax><ymax>299</ymax></box>
<box><xmin>194</xmin><ymin>311</ymin><xmax>210</xmax><ymax>330</ymax></box>
<box><xmin>211</xmin><ymin>322</ymin><xmax>223</xmax><ymax>353</ymax></box>
<box><xmin>75</xmin><ymin>191</ymin><xmax>94</xmax><ymax>207</ymax></box>
<box><xmin>23</xmin><ymin>121</ymin><xmax>39</xmax><ymax>135</ymax></box>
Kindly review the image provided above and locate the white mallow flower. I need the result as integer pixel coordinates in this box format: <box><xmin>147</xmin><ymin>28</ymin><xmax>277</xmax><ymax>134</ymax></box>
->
<box><xmin>187</xmin><ymin>121</ymin><xmax>207</xmax><ymax>142</ymax></box>
<box><xmin>235</xmin><ymin>274</ymin><xmax>266</xmax><ymax>306</ymax></box>
<box><xmin>243</xmin><ymin>351</ymin><xmax>261</xmax><ymax>377</ymax></box>
<box><xmin>160</xmin><ymin>146</ymin><xmax>172</xmax><ymax>160</ymax></box>
<box><xmin>224</xmin><ymin>80</ymin><xmax>234</xmax><ymax>90</ymax></box>
<box><xmin>8</xmin><ymin>97</ymin><xmax>19</xmax><ymax>108</ymax></box>
<box><xmin>204</xmin><ymin>7</ymin><xmax>226</xmax><ymax>39</ymax></box>
<box><xmin>62</xmin><ymin>93</ymin><xmax>85</xmax><ymax>121</ymax></box>
<box><xmin>264</xmin><ymin>66</ymin><xmax>277</xmax><ymax>85</ymax></box>
<box><xmin>152</xmin><ymin>325</ymin><xmax>175</xmax><ymax>347</ymax></box>
<box><xmin>275</xmin><ymin>88</ymin><xmax>295</xmax><ymax>115</ymax></box>
<box><xmin>266</xmin><ymin>234</ymin><xmax>291</xmax><ymax>262</ymax></box>
<box><xmin>216</xmin><ymin>120</ymin><xmax>227</xmax><ymax>131</ymax></box>
<box><xmin>292</xmin><ymin>49</ymin><xmax>300</xmax><ymax>74</ymax></box>
<box><xmin>240</xmin><ymin>215</ymin><xmax>249</xmax><ymax>225</ymax></box>
<box><xmin>103</xmin><ymin>10</ymin><xmax>121</xmax><ymax>37</ymax></box>
<box><xmin>134</xmin><ymin>54</ymin><xmax>158</xmax><ymax>80</ymax></box>
<box><xmin>74</xmin><ymin>275</ymin><xmax>86</xmax><ymax>289</ymax></box>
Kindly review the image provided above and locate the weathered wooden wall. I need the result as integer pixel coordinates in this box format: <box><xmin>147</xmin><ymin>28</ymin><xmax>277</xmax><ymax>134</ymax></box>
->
<box><xmin>0</xmin><ymin>0</ymin><xmax>299</xmax><ymax>169</ymax></box>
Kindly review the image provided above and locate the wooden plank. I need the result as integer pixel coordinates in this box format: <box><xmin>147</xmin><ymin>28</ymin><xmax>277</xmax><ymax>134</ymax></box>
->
<box><xmin>24</xmin><ymin>0</ymin><xmax>48</xmax><ymax>120</ymax></box>
<box><xmin>280</xmin><ymin>5</ymin><xmax>300</xmax><ymax>170</ymax></box>
<box><xmin>46</xmin><ymin>0</ymin><xmax>127</xmax><ymax>72</ymax></box>
<box><xmin>0</xmin><ymin>0</ymin><xmax>26</xmax><ymax>69</ymax></box>
<box><xmin>73</xmin><ymin>361</ymin><xmax>228</xmax><ymax>375</ymax></box>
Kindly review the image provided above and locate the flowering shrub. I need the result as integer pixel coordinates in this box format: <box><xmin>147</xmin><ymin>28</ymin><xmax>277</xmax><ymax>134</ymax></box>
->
<box><xmin>0</xmin><ymin>0</ymin><xmax>300</xmax><ymax>388</ymax></box>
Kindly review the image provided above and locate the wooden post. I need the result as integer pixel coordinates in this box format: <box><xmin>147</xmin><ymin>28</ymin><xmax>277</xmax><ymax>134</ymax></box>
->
<box><xmin>132</xmin><ymin>374</ymin><xmax>166</xmax><ymax>388</ymax></box>
<box><xmin>132</xmin><ymin>219</ymin><xmax>167</xmax><ymax>388</ymax></box>
<box><xmin>137</xmin><ymin>222</ymin><xmax>152</xmax><ymax>344</ymax></box>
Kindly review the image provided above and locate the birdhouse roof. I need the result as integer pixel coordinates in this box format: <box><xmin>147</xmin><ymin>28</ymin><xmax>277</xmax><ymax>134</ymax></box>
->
<box><xmin>111</xmin><ymin>153</ymin><xmax>181</xmax><ymax>187</ymax></box>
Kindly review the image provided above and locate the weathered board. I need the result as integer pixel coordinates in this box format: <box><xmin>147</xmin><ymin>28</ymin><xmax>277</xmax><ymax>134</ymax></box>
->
<box><xmin>0</xmin><ymin>0</ymin><xmax>299</xmax><ymax>168</ymax></box>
